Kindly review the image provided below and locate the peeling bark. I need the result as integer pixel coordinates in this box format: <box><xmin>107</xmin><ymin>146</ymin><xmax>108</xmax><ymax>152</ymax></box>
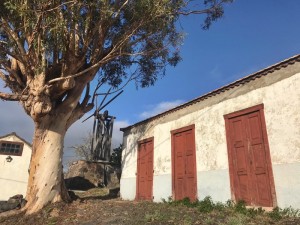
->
<box><xmin>24</xmin><ymin>117</ymin><xmax>71</xmax><ymax>214</ymax></box>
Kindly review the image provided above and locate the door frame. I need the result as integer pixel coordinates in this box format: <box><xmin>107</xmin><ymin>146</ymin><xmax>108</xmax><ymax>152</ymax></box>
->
<box><xmin>136</xmin><ymin>137</ymin><xmax>154</xmax><ymax>201</ymax></box>
<box><xmin>224</xmin><ymin>104</ymin><xmax>277</xmax><ymax>206</ymax></box>
<box><xmin>171</xmin><ymin>124</ymin><xmax>197</xmax><ymax>200</ymax></box>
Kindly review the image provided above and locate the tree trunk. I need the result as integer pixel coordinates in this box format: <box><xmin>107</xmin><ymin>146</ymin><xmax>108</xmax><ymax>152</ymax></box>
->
<box><xmin>24</xmin><ymin>116</ymin><xmax>71</xmax><ymax>214</ymax></box>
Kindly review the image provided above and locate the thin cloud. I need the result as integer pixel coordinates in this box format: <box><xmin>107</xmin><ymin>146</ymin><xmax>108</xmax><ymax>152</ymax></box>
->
<box><xmin>210</xmin><ymin>65</ymin><xmax>223</xmax><ymax>80</ymax></box>
<box><xmin>139</xmin><ymin>100</ymin><xmax>184</xmax><ymax>119</ymax></box>
<box><xmin>209</xmin><ymin>65</ymin><xmax>233</xmax><ymax>85</ymax></box>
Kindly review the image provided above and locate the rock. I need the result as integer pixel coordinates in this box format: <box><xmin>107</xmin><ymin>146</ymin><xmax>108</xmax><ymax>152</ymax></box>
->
<box><xmin>7</xmin><ymin>194</ymin><xmax>23</xmax><ymax>204</ymax></box>
<box><xmin>0</xmin><ymin>194</ymin><xmax>26</xmax><ymax>213</ymax></box>
<box><xmin>64</xmin><ymin>160</ymin><xmax>121</xmax><ymax>190</ymax></box>
<box><xmin>0</xmin><ymin>202</ymin><xmax>20</xmax><ymax>213</ymax></box>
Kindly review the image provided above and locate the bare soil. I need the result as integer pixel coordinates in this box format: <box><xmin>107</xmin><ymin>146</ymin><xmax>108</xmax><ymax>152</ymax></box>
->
<box><xmin>0</xmin><ymin>188</ymin><xmax>299</xmax><ymax>225</ymax></box>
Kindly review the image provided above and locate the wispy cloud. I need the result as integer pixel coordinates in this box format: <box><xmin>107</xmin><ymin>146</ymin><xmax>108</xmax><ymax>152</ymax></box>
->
<box><xmin>209</xmin><ymin>65</ymin><xmax>233</xmax><ymax>85</ymax></box>
<box><xmin>139</xmin><ymin>100</ymin><xmax>184</xmax><ymax>119</ymax></box>
<box><xmin>210</xmin><ymin>65</ymin><xmax>223</xmax><ymax>80</ymax></box>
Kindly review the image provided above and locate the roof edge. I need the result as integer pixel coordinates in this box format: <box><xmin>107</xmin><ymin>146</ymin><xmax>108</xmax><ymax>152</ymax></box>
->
<box><xmin>0</xmin><ymin>132</ymin><xmax>32</xmax><ymax>148</ymax></box>
<box><xmin>120</xmin><ymin>54</ymin><xmax>300</xmax><ymax>132</ymax></box>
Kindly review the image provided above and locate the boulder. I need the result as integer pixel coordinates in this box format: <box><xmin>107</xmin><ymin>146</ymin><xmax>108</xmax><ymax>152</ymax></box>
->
<box><xmin>65</xmin><ymin>160</ymin><xmax>121</xmax><ymax>190</ymax></box>
<box><xmin>0</xmin><ymin>194</ymin><xmax>26</xmax><ymax>213</ymax></box>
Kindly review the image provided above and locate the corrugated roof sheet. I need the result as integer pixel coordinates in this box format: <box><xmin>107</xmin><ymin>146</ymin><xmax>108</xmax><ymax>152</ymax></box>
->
<box><xmin>121</xmin><ymin>54</ymin><xmax>300</xmax><ymax>131</ymax></box>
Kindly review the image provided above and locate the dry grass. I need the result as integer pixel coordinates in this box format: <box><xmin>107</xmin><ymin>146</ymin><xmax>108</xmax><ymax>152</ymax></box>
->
<box><xmin>0</xmin><ymin>189</ymin><xmax>299</xmax><ymax>225</ymax></box>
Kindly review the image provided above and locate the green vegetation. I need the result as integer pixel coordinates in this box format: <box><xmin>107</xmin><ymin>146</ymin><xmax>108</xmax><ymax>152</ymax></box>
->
<box><xmin>161</xmin><ymin>196</ymin><xmax>300</xmax><ymax>224</ymax></box>
<box><xmin>110</xmin><ymin>144</ymin><xmax>123</xmax><ymax>166</ymax></box>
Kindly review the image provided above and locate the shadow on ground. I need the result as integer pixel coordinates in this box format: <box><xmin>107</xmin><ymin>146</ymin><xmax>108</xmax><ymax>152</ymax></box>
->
<box><xmin>71</xmin><ymin>187</ymin><xmax>120</xmax><ymax>201</ymax></box>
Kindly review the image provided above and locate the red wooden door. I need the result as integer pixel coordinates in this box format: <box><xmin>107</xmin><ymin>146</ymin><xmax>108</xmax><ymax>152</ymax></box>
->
<box><xmin>225</xmin><ymin>105</ymin><xmax>276</xmax><ymax>207</ymax></box>
<box><xmin>172</xmin><ymin>125</ymin><xmax>197</xmax><ymax>201</ymax></box>
<box><xmin>136</xmin><ymin>138</ymin><xmax>153</xmax><ymax>200</ymax></box>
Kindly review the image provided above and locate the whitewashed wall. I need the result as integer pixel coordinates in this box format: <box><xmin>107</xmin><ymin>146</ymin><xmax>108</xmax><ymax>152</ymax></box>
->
<box><xmin>121</xmin><ymin>62</ymin><xmax>300</xmax><ymax>209</ymax></box>
<box><xmin>0</xmin><ymin>135</ymin><xmax>32</xmax><ymax>200</ymax></box>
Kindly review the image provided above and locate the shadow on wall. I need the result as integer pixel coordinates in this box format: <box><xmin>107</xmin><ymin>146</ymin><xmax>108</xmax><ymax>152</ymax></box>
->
<box><xmin>121</xmin><ymin>122</ymin><xmax>157</xmax><ymax>171</ymax></box>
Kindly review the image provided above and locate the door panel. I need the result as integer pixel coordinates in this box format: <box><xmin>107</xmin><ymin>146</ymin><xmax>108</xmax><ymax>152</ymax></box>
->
<box><xmin>185</xmin><ymin>130</ymin><xmax>197</xmax><ymax>201</ymax></box>
<box><xmin>225</xmin><ymin>105</ymin><xmax>275</xmax><ymax>207</ymax></box>
<box><xmin>231</xmin><ymin>117</ymin><xmax>252</xmax><ymax>204</ymax></box>
<box><xmin>247</xmin><ymin>112</ymin><xmax>272</xmax><ymax>206</ymax></box>
<box><xmin>136</xmin><ymin>138</ymin><xmax>153</xmax><ymax>200</ymax></box>
<box><xmin>174</xmin><ymin>132</ymin><xmax>185</xmax><ymax>200</ymax></box>
<box><xmin>172</xmin><ymin>125</ymin><xmax>197</xmax><ymax>201</ymax></box>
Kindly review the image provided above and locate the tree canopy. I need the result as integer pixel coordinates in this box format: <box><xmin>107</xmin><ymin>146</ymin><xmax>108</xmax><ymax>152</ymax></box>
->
<box><xmin>0</xmin><ymin>0</ymin><xmax>232</xmax><ymax>124</ymax></box>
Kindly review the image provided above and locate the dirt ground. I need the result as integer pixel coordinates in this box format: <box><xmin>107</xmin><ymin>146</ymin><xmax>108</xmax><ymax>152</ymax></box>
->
<box><xmin>0</xmin><ymin>188</ymin><xmax>299</xmax><ymax>225</ymax></box>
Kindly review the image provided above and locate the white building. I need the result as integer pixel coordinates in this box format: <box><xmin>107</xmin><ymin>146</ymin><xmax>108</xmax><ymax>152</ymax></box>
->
<box><xmin>0</xmin><ymin>132</ymin><xmax>32</xmax><ymax>200</ymax></box>
<box><xmin>120</xmin><ymin>54</ymin><xmax>300</xmax><ymax>209</ymax></box>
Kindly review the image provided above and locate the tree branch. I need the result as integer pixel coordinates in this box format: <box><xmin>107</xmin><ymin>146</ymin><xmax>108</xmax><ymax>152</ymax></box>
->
<box><xmin>177</xmin><ymin>0</ymin><xmax>230</xmax><ymax>16</ymax></box>
<box><xmin>177</xmin><ymin>8</ymin><xmax>211</xmax><ymax>15</ymax></box>
<box><xmin>0</xmin><ymin>70</ymin><xmax>8</xmax><ymax>83</ymax></box>
<box><xmin>46</xmin><ymin>18</ymin><xmax>145</xmax><ymax>86</ymax></box>
<box><xmin>44</xmin><ymin>1</ymin><xmax>76</xmax><ymax>12</ymax></box>
<box><xmin>46</xmin><ymin>61</ymin><xmax>102</xmax><ymax>85</ymax></box>
<box><xmin>1</xmin><ymin>62</ymin><xmax>24</xmax><ymax>89</ymax></box>
<box><xmin>81</xmin><ymin>82</ymin><xmax>90</xmax><ymax>108</ymax></box>
<box><xmin>113</xmin><ymin>0</ymin><xmax>129</xmax><ymax>19</ymax></box>
<box><xmin>91</xmin><ymin>82</ymin><xmax>104</xmax><ymax>104</ymax></box>
<box><xmin>1</xmin><ymin>19</ymin><xmax>27</xmax><ymax>57</ymax></box>
<box><xmin>0</xmin><ymin>91</ymin><xmax>27</xmax><ymax>101</ymax></box>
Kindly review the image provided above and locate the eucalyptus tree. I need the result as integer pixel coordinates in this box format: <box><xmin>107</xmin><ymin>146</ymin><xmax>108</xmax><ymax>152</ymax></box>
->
<box><xmin>0</xmin><ymin>0</ymin><xmax>232</xmax><ymax>213</ymax></box>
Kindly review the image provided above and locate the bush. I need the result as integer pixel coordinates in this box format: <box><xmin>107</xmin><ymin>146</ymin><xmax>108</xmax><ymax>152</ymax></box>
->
<box><xmin>198</xmin><ymin>196</ymin><xmax>215</xmax><ymax>213</ymax></box>
<box><xmin>161</xmin><ymin>195</ymin><xmax>300</xmax><ymax>222</ymax></box>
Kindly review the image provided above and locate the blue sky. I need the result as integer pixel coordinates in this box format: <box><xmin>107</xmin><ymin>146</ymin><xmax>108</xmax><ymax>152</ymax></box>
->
<box><xmin>110</xmin><ymin>0</ymin><xmax>300</xmax><ymax>122</ymax></box>
<box><xmin>1</xmin><ymin>0</ymin><xmax>300</xmax><ymax>165</ymax></box>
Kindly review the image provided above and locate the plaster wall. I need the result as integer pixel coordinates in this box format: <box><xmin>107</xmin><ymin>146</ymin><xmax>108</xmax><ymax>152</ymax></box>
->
<box><xmin>121</xmin><ymin>64</ymin><xmax>300</xmax><ymax>208</ymax></box>
<box><xmin>0</xmin><ymin>135</ymin><xmax>32</xmax><ymax>200</ymax></box>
